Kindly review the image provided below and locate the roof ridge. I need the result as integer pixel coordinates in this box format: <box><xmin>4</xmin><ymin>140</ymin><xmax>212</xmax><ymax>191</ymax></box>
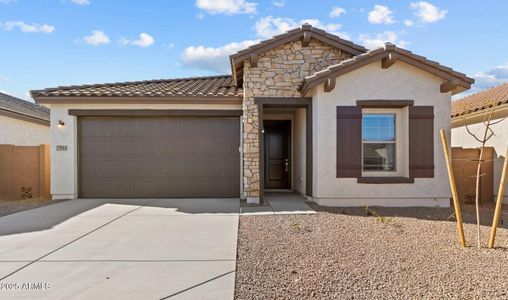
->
<box><xmin>0</xmin><ymin>92</ymin><xmax>50</xmax><ymax>120</ymax></box>
<box><xmin>301</xmin><ymin>43</ymin><xmax>474</xmax><ymax>95</ymax></box>
<box><xmin>231</xmin><ymin>24</ymin><xmax>367</xmax><ymax>59</ymax></box>
<box><xmin>454</xmin><ymin>82</ymin><xmax>508</xmax><ymax>102</ymax></box>
<box><xmin>30</xmin><ymin>75</ymin><xmax>234</xmax><ymax>95</ymax></box>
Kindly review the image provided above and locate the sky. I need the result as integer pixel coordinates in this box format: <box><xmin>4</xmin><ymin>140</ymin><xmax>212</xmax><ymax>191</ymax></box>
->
<box><xmin>1</xmin><ymin>0</ymin><xmax>507</xmax><ymax>102</ymax></box>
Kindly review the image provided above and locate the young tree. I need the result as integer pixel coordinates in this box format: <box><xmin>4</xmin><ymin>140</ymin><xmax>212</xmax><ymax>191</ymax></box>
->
<box><xmin>462</xmin><ymin>99</ymin><xmax>505</xmax><ymax>248</ymax></box>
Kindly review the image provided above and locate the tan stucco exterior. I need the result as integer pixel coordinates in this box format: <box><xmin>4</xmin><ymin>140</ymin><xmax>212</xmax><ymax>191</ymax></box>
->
<box><xmin>39</xmin><ymin>27</ymin><xmax>469</xmax><ymax>206</ymax></box>
<box><xmin>0</xmin><ymin>114</ymin><xmax>49</xmax><ymax>146</ymax></box>
<box><xmin>308</xmin><ymin>60</ymin><xmax>452</xmax><ymax>207</ymax></box>
<box><xmin>452</xmin><ymin>114</ymin><xmax>508</xmax><ymax>204</ymax></box>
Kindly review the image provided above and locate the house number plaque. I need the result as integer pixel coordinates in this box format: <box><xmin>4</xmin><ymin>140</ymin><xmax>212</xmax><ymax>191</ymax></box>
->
<box><xmin>56</xmin><ymin>145</ymin><xmax>68</xmax><ymax>151</ymax></box>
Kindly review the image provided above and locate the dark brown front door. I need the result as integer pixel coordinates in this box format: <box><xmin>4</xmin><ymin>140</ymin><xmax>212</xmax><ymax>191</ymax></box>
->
<box><xmin>78</xmin><ymin>116</ymin><xmax>240</xmax><ymax>198</ymax></box>
<box><xmin>264</xmin><ymin>120</ymin><xmax>290</xmax><ymax>189</ymax></box>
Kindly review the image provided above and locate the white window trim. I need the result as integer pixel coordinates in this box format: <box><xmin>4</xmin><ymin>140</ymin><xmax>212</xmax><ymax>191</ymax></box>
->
<box><xmin>362</xmin><ymin>108</ymin><xmax>409</xmax><ymax>178</ymax></box>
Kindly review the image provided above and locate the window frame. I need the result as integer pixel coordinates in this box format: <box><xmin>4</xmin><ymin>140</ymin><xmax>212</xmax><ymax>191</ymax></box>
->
<box><xmin>361</xmin><ymin>108</ymin><xmax>408</xmax><ymax>178</ymax></box>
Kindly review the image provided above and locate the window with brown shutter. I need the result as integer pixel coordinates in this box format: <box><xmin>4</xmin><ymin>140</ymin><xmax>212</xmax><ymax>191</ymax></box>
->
<box><xmin>409</xmin><ymin>106</ymin><xmax>434</xmax><ymax>178</ymax></box>
<box><xmin>336</xmin><ymin>106</ymin><xmax>362</xmax><ymax>178</ymax></box>
<box><xmin>337</xmin><ymin>104</ymin><xmax>434</xmax><ymax>181</ymax></box>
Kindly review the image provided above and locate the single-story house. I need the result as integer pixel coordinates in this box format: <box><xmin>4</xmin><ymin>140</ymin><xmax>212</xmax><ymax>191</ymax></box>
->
<box><xmin>0</xmin><ymin>92</ymin><xmax>50</xmax><ymax>146</ymax></box>
<box><xmin>31</xmin><ymin>25</ymin><xmax>474</xmax><ymax>206</ymax></box>
<box><xmin>452</xmin><ymin>82</ymin><xmax>508</xmax><ymax>204</ymax></box>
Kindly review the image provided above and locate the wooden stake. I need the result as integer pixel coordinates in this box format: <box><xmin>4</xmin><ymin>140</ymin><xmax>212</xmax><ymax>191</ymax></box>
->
<box><xmin>440</xmin><ymin>129</ymin><xmax>467</xmax><ymax>247</ymax></box>
<box><xmin>488</xmin><ymin>146</ymin><xmax>508</xmax><ymax>248</ymax></box>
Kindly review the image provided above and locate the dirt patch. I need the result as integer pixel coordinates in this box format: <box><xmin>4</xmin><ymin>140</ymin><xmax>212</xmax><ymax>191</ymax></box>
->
<box><xmin>0</xmin><ymin>199</ymin><xmax>57</xmax><ymax>217</ymax></box>
<box><xmin>235</xmin><ymin>205</ymin><xmax>508</xmax><ymax>299</ymax></box>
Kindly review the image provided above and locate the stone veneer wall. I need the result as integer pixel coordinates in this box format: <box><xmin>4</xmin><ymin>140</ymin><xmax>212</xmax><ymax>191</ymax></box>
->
<box><xmin>242</xmin><ymin>38</ymin><xmax>353</xmax><ymax>201</ymax></box>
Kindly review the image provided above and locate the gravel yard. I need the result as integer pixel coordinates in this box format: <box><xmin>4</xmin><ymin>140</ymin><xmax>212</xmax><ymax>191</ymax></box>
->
<box><xmin>0</xmin><ymin>199</ymin><xmax>54</xmax><ymax>217</ymax></box>
<box><xmin>235</xmin><ymin>204</ymin><xmax>508</xmax><ymax>300</ymax></box>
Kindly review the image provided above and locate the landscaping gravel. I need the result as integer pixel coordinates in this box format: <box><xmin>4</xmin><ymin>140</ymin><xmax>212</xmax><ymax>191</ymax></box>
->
<box><xmin>235</xmin><ymin>204</ymin><xmax>508</xmax><ymax>300</ymax></box>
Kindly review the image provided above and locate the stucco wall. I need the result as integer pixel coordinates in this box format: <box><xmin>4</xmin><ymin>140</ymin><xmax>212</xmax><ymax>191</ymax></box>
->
<box><xmin>309</xmin><ymin>60</ymin><xmax>452</xmax><ymax>207</ymax></box>
<box><xmin>48</xmin><ymin>103</ymin><xmax>242</xmax><ymax>200</ymax></box>
<box><xmin>0</xmin><ymin>114</ymin><xmax>49</xmax><ymax>146</ymax></box>
<box><xmin>242</xmin><ymin>38</ymin><xmax>352</xmax><ymax>202</ymax></box>
<box><xmin>293</xmin><ymin>108</ymin><xmax>306</xmax><ymax>194</ymax></box>
<box><xmin>452</xmin><ymin>118</ymin><xmax>508</xmax><ymax>204</ymax></box>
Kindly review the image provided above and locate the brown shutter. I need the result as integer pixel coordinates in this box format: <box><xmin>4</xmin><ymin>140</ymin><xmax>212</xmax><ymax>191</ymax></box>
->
<box><xmin>409</xmin><ymin>106</ymin><xmax>434</xmax><ymax>178</ymax></box>
<box><xmin>337</xmin><ymin>106</ymin><xmax>362</xmax><ymax>178</ymax></box>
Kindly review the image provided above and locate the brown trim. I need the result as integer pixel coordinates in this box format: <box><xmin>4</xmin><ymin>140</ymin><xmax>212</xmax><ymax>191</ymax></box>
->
<box><xmin>440</xmin><ymin>80</ymin><xmax>459</xmax><ymax>93</ymax></box>
<box><xmin>356</xmin><ymin>100</ymin><xmax>414</xmax><ymax>108</ymax></box>
<box><xmin>255</xmin><ymin>97</ymin><xmax>313</xmax><ymax>202</ymax></box>
<box><xmin>34</xmin><ymin>96</ymin><xmax>243</xmax><ymax>105</ymax></box>
<box><xmin>230</xmin><ymin>25</ymin><xmax>367</xmax><ymax>85</ymax></box>
<box><xmin>382</xmin><ymin>53</ymin><xmax>397</xmax><ymax>69</ymax></box>
<box><xmin>357</xmin><ymin>177</ymin><xmax>414</xmax><ymax>184</ymax></box>
<box><xmin>68</xmin><ymin>109</ymin><xmax>243</xmax><ymax>117</ymax></box>
<box><xmin>336</xmin><ymin>106</ymin><xmax>362</xmax><ymax>178</ymax></box>
<box><xmin>300</xmin><ymin>52</ymin><xmax>387</xmax><ymax>95</ymax></box>
<box><xmin>0</xmin><ymin>108</ymin><xmax>50</xmax><ymax>126</ymax></box>
<box><xmin>324</xmin><ymin>77</ymin><xmax>336</xmax><ymax>93</ymax></box>
<box><xmin>300</xmin><ymin>47</ymin><xmax>473</xmax><ymax>96</ymax></box>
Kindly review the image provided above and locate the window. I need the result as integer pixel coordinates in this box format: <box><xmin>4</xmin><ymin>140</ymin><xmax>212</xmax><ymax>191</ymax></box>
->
<box><xmin>362</xmin><ymin>114</ymin><xmax>396</xmax><ymax>171</ymax></box>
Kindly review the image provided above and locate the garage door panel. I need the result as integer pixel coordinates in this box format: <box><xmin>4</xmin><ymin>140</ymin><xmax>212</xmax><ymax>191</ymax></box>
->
<box><xmin>79</xmin><ymin>117</ymin><xmax>240</xmax><ymax>198</ymax></box>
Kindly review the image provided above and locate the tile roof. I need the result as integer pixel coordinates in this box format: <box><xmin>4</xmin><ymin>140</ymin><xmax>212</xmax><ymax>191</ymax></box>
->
<box><xmin>30</xmin><ymin>75</ymin><xmax>242</xmax><ymax>98</ymax></box>
<box><xmin>452</xmin><ymin>82</ymin><xmax>508</xmax><ymax>117</ymax></box>
<box><xmin>300</xmin><ymin>43</ymin><xmax>474</xmax><ymax>96</ymax></box>
<box><xmin>229</xmin><ymin>24</ymin><xmax>368</xmax><ymax>85</ymax></box>
<box><xmin>0</xmin><ymin>92</ymin><xmax>50</xmax><ymax>121</ymax></box>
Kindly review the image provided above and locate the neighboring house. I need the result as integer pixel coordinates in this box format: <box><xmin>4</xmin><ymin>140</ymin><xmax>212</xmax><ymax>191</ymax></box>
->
<box><xmin>31</xmin><ymin>25</ymin><xmax>474</xmax><ymax>206</ymax></box>
<box><xmin>451</xmin><ymin>82</ymin><xmax>508</xmax><ymax>204</ymax></box>
<box><xmin>0</xmin><ymin>92</ymin><xmax>50</xmax><ymax>146</ymax></box>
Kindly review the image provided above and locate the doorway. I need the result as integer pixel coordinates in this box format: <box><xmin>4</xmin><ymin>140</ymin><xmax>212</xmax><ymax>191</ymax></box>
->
<box><xmin>264</xmin><ymin>120</ymin><xmax>291</xmax><ymax>189</ymax></box>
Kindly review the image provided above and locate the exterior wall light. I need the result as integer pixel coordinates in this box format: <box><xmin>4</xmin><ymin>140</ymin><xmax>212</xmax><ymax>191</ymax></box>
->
<box><xmin>57</xmin><ymin>120</ymin><xmax>65</xmax><ymax>128</ymax></box>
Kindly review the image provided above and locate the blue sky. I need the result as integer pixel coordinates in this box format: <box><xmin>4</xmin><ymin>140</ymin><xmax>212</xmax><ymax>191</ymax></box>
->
<box><xmin>1</xmin><ymin>0</ymin><xmax>507</xmax><ymax>101</ymax></box>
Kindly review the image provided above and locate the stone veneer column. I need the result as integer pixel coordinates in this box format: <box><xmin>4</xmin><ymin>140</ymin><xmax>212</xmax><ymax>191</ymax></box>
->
<box><xmin>242</xmin><ymin>61</ymin><xmax>260</xmax><ymax>203</ymax></box>
<box><xmin>241</xmin><ymin>40</ymin><xmax>352</xmax><ymax>204</ymax></box>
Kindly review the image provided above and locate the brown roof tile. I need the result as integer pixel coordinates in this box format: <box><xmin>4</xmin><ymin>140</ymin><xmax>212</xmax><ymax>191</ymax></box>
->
<box><xmin>30</xmin><ymin>75</ymin><xmax>242</xmax><ymax>99</ymax></box>
<box><xmin>229</xmin><ymin>24</ymin><xmax>368</xmax><ymax>85</ymax></box>
<box><xmin>300</xmin><ymin>43</ymin><xmax>474</xmax><ymax>96</ymax></box>
<box><xmin>452</xmin><ymin>82</ymin><xmax>508</xmax><ymax>117</ymax></box>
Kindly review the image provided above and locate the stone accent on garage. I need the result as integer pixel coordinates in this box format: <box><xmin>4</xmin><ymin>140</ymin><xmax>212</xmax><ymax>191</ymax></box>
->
<box><xmin>242</xmin><ymin>38</ymin><xmax>353</xmax><ymax>202</ymax></box>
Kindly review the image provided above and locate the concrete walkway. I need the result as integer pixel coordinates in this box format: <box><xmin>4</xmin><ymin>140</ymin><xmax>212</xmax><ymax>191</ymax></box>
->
<box><xmin>240</xmin><ymin>192</ymin><xmax>316</xmax><ymax>215</ymax></box>
<box><xmin>0</xmin><ymin>198</ymin><xmax>239</xmax><ymax>299</ymax></box>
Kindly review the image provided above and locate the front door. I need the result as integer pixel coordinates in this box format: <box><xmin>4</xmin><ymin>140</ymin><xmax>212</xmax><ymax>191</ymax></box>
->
<box><xmin>264</xmin><ymin>120</ymin><xmax>291</xmax><ymax>189</ymax></box>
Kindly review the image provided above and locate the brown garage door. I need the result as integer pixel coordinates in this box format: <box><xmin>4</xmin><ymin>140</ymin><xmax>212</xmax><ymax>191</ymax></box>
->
<box><xmin>78</xmin><ymin>116</ymin><xmax>240</xmax><ymax>198</ymax></box>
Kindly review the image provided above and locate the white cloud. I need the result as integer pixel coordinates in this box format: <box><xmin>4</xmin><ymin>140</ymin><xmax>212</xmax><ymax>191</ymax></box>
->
<box><xmin>403</xmin><ymin>19</ymin><xmax>414</xmax><ymax>27</ymax></box>
<box><xmin>410</xmin><ymin>1</ymin><xmax>447</xmax><ymax>23</ymax></box>
<box><xmin>120</xmin><ymin>33</ymin><xmax>155</xmax><ymax>48</ymax></box>
<box><xmin>83</xmin><ymin>30</ymin><xmax>110</xmax><ymax>45</ymax></box>
<box><xmin>0</xmin><ymin>89</ymin><xmax>32</xmax><ymax>101</ymax></box>
<box><xmin>254</xmin><ymin>16</ymin><xmax>343</xmax><ymax>39</ymax></box>
<box><xmin>273</xmin><ymin>0</ymin><xmax>285</xmax><ymax>7</ymax></box>
<box><xmin>472</xmin><ymin>63</ymin><xmax>508</xmax><ymax>91</ymax></box>
<box><xmin>358</xmin><ymin>31</ymin><xmax>408</xmax><ymax>49</ymax></box>
<box><xmin>1</xmin><ymin>21</ymin><xmax>55</xmax><ymax>33</ymax></box>
<box><xmin>368</xmin><ymin>5</ymin><xmax>395</xmax><ymax>24</ymax></box>
<box><xmin>181</xmin><ymin>40</ymin><xmax>259</xmax><ymax>73</ymax></box>
<box><xmin>196</xmin><ymin>0</ymin><xmax>257</xmax><ymax>15</ymax></box>
<box><xmin>70</xmin><ymin>0</ymin><xmax>90</xmax><ymax>5</ymax></box>
<box><xmin>330</xmin><ymin>7</ymin><xmax>346</xmax><ymax>18</ymax></box>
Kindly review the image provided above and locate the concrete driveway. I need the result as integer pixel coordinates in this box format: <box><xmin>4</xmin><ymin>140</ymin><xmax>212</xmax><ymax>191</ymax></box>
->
<box><xmin>0</xmin><ymin>198</ymin><xmax>239</xmax><ymax>299</ymax></box>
